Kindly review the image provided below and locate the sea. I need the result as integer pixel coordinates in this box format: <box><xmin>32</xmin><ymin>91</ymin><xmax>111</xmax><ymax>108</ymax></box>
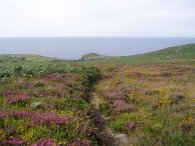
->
<box><xmin>0</xmin><ymin>37</ymin><xmax>195</xmax><ymax>60</ymax></box>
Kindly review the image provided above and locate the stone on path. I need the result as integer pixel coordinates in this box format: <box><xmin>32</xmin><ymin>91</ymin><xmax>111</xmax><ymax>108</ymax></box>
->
<box><xmin>115</xmin><ymin>134</ymin><xmax>129</xmax><ymax>145</ymax></box>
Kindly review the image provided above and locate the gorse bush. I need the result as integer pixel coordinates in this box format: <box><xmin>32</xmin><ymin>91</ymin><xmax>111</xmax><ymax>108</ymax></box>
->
<box><xmin>94</xmin><ymin>64</ymin><xmax>195</xmax><ymax>146</ymax></box>
<box><xmin>0</xmin><ymin>61</ymin><xmax>100</xmax><ymax>79</ymax></box>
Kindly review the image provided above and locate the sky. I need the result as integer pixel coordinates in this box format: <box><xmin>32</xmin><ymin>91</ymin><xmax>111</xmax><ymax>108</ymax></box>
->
<box><xmin>0</xmin><ymin>0</ymin><xmax>195</xmax><ymax>37</ymax></box>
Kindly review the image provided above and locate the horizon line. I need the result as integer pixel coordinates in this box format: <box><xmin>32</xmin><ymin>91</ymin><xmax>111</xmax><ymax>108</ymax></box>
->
<box><xmin>0</xmin><ymin>36</ymin><xmax>195</xmax><ymax>38</ymax></box>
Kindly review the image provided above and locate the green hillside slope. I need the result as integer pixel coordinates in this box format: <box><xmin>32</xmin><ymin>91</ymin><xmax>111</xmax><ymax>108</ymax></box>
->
<box><xmin>138</xmin><ymin>43</ymin><xmax>195</xmax><ymax>59</ymax></box>
<box><xmin>85</xmin><ymin>43</ymin><xmax>195</xmax><ymax>64</ymax></box>
<box><xmin>0</xmin><ymin>54</ymin><xmax>58</xmax><ymax>62</ymax></box>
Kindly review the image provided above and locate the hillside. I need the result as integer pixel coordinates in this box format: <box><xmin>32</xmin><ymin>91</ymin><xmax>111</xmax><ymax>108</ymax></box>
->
<box><xmin>0</xmin><ymin>54</ymin><xmax>58</xmax><ymax>62</ymax></box>
<box><xmin>143</xmin><ymin>43</ymin><xmax>195</xmax><ymax>59</ymax></box>
<box><xmin>131</xmin><ymin>43</ymin><xmax>195</xmax><ymax>61</ymax></box>
<box><xmin>0</xmin><ymin>57</ymin><xmax>101</xmax><ymax>145</ymax></box>
<box><xmin>83</xmin><ymin>44</ymin><xmax>195</xmax><ymax>64</ymax></box>
<box><xmin>87</xmin><ymin>44</ymin><xmax>195</xmax><ymax>145</ymax></box>
<box><xmin>0</xmin><ymin>44</ymin><xmax>194</xmax><ymax>145</ymax></box>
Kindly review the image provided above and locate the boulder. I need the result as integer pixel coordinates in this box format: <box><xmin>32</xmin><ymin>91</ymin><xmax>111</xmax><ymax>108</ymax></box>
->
<box><xmin>115</xmin><ymin>134</ymin><xmax>129</xmax><ymax>145</ymax></box>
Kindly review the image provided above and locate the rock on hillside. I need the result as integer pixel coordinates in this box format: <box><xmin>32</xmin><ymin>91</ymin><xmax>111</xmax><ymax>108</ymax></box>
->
<box><xmin>80</xmin><ymin>53</ymin><xmax>109</xmax><ymax>61</ymax></box>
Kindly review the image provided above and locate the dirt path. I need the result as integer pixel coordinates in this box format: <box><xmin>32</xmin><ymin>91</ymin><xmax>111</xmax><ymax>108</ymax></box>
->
<box><xmin>90</xmin><ymin>91</ymin><xmax>118</xmax><ymax>146</ymax></box>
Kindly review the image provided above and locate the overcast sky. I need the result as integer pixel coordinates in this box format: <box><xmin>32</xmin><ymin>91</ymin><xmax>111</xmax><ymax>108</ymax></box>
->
<box><xmin>0</xmin><ymin>0</ymin><xmax>195</xmax><ymax>37</ymax></box>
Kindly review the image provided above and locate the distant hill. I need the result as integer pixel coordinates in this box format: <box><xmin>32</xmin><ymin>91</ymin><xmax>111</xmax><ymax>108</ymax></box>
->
<box><xmin>0</xmin><ymin>54</ymin><xmax>58</xmax><ymax>62</ymax></box>
<box><xmin>124</xmin><ymin>43</ymin><xmax>195</xmax><ymax>62</ymax></box>
<box><xmin>85</xmin><ymin>43</ymin><xmax>195</xmax><ymax>64</ymax></box>
<box><xmin>1</xmin><ymin>43</ymin><xmax>195</xmax><ymax>64</ymax></box>
<box><xmin>80</xmin><ymin>53</ymin><xmax>110</xmax><ymax>61</ymax></box>
<box><xmin>138</xmin><ymin>43</ymin><xmax>195</xmax><ymax>59</ymax></box>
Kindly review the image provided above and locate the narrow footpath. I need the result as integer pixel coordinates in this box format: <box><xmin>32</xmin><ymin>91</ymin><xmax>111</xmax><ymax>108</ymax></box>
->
<box><xmin>90</xmin><ymin>90</ymin><xmax>118</xmax><ymax>146</ymax></box>
<box><xmin>89</xmin><ymin>68</ymin><xmax>130</xmax><ymax>146</ymax></box>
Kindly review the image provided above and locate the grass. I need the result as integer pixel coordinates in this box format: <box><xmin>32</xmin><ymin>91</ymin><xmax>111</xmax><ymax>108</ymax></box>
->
<box><xmin>0</xmin><ymin>54</ymin><xmax>58</xmax><ymax>62</ymax></box>
<box><xmin>93</xmin><ymin>64</ymin><xmax>195</xmax><ymax>145</ymax></box>
<box><xmin>79</xmin><ymin>43</ymin><xmax>195</xmax><ymax>65</ymax></box>
<box><xmin>0</xmin><ymin>43</ymin><xmax>195</xmax><ymax>145</ymax></box>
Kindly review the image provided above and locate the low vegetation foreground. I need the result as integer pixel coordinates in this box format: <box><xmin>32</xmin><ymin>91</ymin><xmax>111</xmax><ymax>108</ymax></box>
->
<box><xmin>0</xmin><ymin>44</ymin><xmax>195</xmax><ymax>146</ymax></box>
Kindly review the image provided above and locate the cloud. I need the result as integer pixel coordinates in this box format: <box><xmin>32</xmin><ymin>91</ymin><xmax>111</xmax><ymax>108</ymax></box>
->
<box><xmin>0</xmin><ymin>0</ymin><xmax>195</xmax><ymax>37</ymax></box>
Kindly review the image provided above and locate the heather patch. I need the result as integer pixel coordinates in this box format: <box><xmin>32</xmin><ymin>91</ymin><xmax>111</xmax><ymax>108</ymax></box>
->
<box><xmin>94</xmin><ymin>64</ymin><xmax>195</xmax><ymax>145</ymax></box>
<box><xmin>0</xmin><ymin>62</ymin><xmax>100</xmax><ymax>145</ymax></box>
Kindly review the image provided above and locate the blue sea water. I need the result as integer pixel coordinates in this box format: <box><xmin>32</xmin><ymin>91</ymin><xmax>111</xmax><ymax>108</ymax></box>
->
<box><xmin>0</xmin><ymin>37</ymin><xmax>195</xmax><ymax>60</ymax></box>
